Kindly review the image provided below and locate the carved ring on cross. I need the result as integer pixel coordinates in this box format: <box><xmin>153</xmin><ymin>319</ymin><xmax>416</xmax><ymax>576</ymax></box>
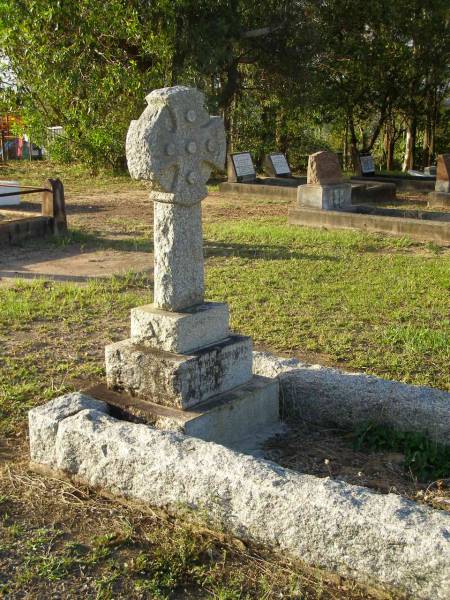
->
<box><xmin>126</xmin><ymin>86</ymin><xmax>226</xmax><ymax>207</ymax></box>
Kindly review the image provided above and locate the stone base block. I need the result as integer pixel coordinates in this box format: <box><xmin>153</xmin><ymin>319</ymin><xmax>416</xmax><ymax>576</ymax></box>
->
<box><xmin>130</xmin><ymin>302</ymin><xmax>230</xmax><ymax>354</ymax></box>
<box><xmin>297</xmin><ymin>183</ymin><xmax>352</xmax><ymax>210</ymax></box>
<box><xmin>435</xmin><ymin>180</ymin><xmax>450</xmax><ymax>193</ymax></box>
<box><xmin>87</xmin><ymin>375</ymin><xmax>279</xmax><ymax>448</ymax></box>
<box><xmin>105</xmin><ymin>335</ymin><xmax>253</xmax><ymax>409</ymax></box>
<box><xmin>428</xmin><ymin>191</ymin><xmax>450</xmax><ymax>208</ymax></box>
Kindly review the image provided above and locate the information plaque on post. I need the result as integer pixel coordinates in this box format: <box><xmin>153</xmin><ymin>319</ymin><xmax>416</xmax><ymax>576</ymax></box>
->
<box><xmin>264</xmin><ymin>152</ymin><xmax>292</xmax><ymax>178</ymax></box>
<box><xmin>228</xmin><ymin>152</ymin><xmax>257</xmax><ymax>183</ymax></box>
<box><xmin>360</xmin><ymin>154</ymin><xmax>375</xmax><ymax>176</ymax></box>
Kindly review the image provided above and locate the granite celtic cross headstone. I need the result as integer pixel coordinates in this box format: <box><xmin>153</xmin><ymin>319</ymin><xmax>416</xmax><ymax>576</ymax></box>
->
<box><xmin>126</xmin><ymin>86</ymin><xmax>226</xmax><ymax>311</ymax></box>
<box><xmin>106</xmin><ymin>85</ymin><xmax>279</xmax><ymax>440</ymax></box>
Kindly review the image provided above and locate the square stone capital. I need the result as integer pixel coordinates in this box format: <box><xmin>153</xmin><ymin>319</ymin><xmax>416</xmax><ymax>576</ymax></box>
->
<box><xmin>130</xmin><ymin>302</ymin><xmax>230</xmax><ymax>354</ymax></box>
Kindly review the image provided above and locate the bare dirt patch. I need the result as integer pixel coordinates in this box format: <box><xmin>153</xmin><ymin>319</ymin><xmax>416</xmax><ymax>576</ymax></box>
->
<box><xmin>264</xmin><ymin>423</ymin><xmax>450</xmax><ymax>512</ymax></box>
<box><xmin>0</xmin><ymin>247</ymin><xmax>153</xmax><ymax>284</ymax></box>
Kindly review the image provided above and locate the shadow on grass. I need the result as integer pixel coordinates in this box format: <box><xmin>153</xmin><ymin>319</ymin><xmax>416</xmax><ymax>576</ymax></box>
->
<box><xmin>64</xmin><ymin>230</ymin><xmax>338</xmax><ymax>261</ymax></box>
<box><xmin>204</xmin><ymin>240</ymin><xmax>338</xmax><ymax>261</ymax></box>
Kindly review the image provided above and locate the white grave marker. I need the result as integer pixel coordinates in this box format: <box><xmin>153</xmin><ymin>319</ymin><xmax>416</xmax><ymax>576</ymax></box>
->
<box><xmin>0</xmin><ymin>181</ymin><xmax>20</xmax><ymax>206</ymax></box>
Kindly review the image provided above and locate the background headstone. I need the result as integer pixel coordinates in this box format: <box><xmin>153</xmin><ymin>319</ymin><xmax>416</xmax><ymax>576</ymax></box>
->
<box><xmin>264</xmin><ymin>152</ymin><xmax>292</xmax><ymax>177</ymax></box>
<box><xmin>227</xmin><ymin>152</ymin><xmax>257</xmax><ymax>183</ymax></box>
<box><xmin>360</xmin><ymin>155</ymin><xmax>375</xmax><ymax>176</ymax></box>
<box><xmin>307</xmin><ymin>151</ymin><xmax>343</xmax><ymax>185</ymax></box>
<box><xmin>299</xmin><ymin>151</ymin><xmax>351</xmax><ymax>210</ymax></box>
<box><xmin>435</xmin><ymin>154</ymin><xmax>450</xmax><ymax>192</ymax></box>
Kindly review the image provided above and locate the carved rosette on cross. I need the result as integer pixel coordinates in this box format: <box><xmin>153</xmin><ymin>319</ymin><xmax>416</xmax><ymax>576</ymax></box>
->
<box><xmin>126</xmin><ymin>86</ymin><xmax>226</xmax><ymax>312</ymax></box>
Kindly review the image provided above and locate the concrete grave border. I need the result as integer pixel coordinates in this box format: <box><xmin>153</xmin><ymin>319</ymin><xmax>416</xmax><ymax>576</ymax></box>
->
<box><xmin>253</xmin><ymin>352</ymin><xmax>450</xmax><ymax>444</ymax></box>
<box><xmin>30</xmin><ymin>392</ymin><xmax>450</xmax><ymax>600</ymax></box>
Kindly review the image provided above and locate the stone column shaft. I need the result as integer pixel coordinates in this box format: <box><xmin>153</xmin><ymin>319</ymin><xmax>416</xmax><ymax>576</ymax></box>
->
<box><xmin>154</xmin><ymin>201</ymin><xmax>204</xmax><ymax>311</ymax></box>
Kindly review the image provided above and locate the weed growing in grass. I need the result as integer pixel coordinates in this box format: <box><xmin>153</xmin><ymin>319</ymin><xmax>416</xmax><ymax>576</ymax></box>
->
<box><xmin>353</xmin><ymin>423</ymin><xmax>450</xmax><ymax>481</ymax></box>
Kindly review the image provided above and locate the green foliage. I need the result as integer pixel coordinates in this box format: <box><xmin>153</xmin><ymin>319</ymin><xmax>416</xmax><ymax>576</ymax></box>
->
<box><xmin>0</xmin><ymin>0</ymin><xmax>448</xmax><ymax>170</ymax></box>
<box><xmin>353</xmin><ymin>423</ymin><xmax>450</xmax><ymax>482</ymax></box>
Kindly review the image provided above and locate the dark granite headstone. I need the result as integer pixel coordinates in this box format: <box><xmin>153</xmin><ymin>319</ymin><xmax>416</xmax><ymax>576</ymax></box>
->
<box><xmin>227</xmin><ymin>152</ymin><xmax>257</xmax><ymax>183</ymax></box>
<box><xmin>360</xmin><ymin>155</ymin><xmax>375</xmax><ymax>176</ymax></box>
<box><xmin>264</xmin><ymin>152</ymin><xmax>291</xmax><ymax>177</ymax></box>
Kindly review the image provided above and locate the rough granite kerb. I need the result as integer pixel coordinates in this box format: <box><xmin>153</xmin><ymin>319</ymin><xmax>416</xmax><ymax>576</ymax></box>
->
<box><xmin>29</xmin><ymin>393</ymin><xmax>450</xmax><ymax>600</ymax></box>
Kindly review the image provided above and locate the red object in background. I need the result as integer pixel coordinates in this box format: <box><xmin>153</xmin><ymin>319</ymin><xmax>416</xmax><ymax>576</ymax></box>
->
<box><xmin>17</xmin><ymin>136</ymin><xmax>23</xmax><ymax>158</ymax></box>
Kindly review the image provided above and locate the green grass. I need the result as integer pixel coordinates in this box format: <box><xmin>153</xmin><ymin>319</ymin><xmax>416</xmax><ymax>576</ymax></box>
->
<box><xmin>203</xmin><ymin>219</ymin><xmax>450</xmax><ymax>390</ymax></box>
<box><xmin>0</xmin><ymin>160</ymin><xmax>144</xmax><ymax>193</ymax></box>
<box><xmin>0</xmin><ymin>159</ymin><xmax>224</xmax><ymax>195</ymax></box>
<box><xmin>353</xmin><ymin>423</ymin><xmax>450</xmax><ymax>481</ymax></box>
<box><xmin>0</xmin><ymin>491</ymin><xmax>376</xmax><ymax>600</ymax></box>
<box><xmin>1</xmin><ymin>219</ymin><xmax>448</xmax><ymax>437</ymax></box>
<box><xmin>0</xmin><ymin>276</ymin><xmax>148</xmax><ymax>434</ymax></box>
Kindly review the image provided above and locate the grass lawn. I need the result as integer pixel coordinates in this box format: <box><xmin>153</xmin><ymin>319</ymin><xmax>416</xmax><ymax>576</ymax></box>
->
<box><xmin>204</xmin><ymin>220</ymin><xmax>450</xmax><ymax>390</ymax></box>
<box><xmin>1</xmin><ymin>161</ymin><xmax>448</xmax><ymax>598</ymax></box>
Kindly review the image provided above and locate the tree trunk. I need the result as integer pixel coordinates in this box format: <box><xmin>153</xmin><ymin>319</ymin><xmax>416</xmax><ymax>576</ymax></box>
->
<box><xmin>348</xmin><ymin>115</ymin><xmax>361</xmax><ymax>175</ymax></box>
<box><xmin>387</xmin><ymin>138</ymin><xmax>395</xmax><ymax>171</ymax></box>
<box><xmin>402</xmin><ymin>118</ymin><xmax>416</xmax><ymax>172</ymax></box>
<box><xmin>275</xmin><ymin>109</ymin><xmax>288</xmax><ymax>155</ymax></box>
<box><xmin>219</xmin><ymin>59</ymin><xmax>239</xmax><ymax>152</ymax></box>
<box><xmin>343</xmin><ymin>118</ymin><xmax>349</xmax><ymax>171</ymax></box>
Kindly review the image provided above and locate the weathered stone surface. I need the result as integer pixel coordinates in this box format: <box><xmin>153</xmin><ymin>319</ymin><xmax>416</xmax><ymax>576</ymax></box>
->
<box><xmin>126</xmin><ymin>86</ymin><xmax>226</xmax><ymax>206</ymax></box>
<box><xmin>153</xmin><ymin>201</ymin><xmax>205</xmax><ymax>310</ymax></box>
<box><xmin>28</xmin><ymin>393</ymin><xmax>108</xmax><ymax>465</ymax></box>
<box><xmin>181</xmin><ymin>375</ymin><xmax>279</xmax><ymax>445</ymax></box>
<box><xmin>107</xmin><ymin>375</ymin><xmax>279</xmax><ymax>446</ymax></box>
<box><xmin>436</xmin><ymin>154</ymin><xmax>450</xmax><ymax>190</ymax></box>
<box><xmin>428</xmin><ymin>190</ymin><xmax>450</xmax><ymax>208</ymax></box>
<box><xmin>105</xmin><ymin>335</ymin><xmax>253</xmax><ymax>409</ymax></box>
<box><xmin>307</xmin><ymin>151</ymin><xmax>343</xmax><ymax>185</ymax></box>
<box><xmin>30</xmin><ymin>395</ymin><xmax>450</xmax><ymax>599</ymax></box>
<box><xmin>131</xmin><ymin>302</ymin><xmax>230</xmax><ymax>353</ymax></box>
<box><xmin>253</xmin><ymin>352</ymin><xmax>450</xmax><ymax>444</ymax></box>
<box><xmin>297</xmin><ymin>183</ymin><xmax>352</xmax><ymax>210</ymax></box>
